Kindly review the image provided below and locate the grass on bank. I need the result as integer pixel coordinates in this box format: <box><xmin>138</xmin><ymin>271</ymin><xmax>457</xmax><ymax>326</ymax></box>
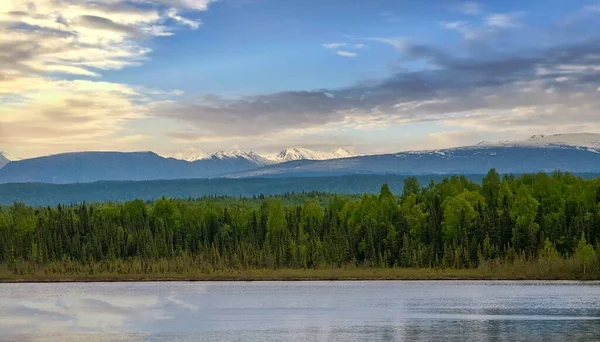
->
<box><xmin>1</xmin><ymin>256</ymin><xmax>598</xmax><ymax>282</ymax></box>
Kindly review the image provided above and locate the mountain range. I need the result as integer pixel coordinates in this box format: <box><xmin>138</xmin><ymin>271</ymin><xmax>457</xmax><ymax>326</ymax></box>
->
<box><xmin>164</xmin><ymin>146</ymin><xmax>356</xmax><ymax>165</ymax></box>
<box><xmin>2</xmin><ymin>133</ymin><xmax>600</xmax><ymax>184</ymax></box>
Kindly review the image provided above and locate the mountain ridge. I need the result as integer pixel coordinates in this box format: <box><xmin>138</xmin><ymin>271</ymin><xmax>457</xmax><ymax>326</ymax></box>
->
<box><xmin>165</xmin><ymin>146</ymin><xmax>356</xmax><ymax>164</ymax></box>
<box><xmin>477</xmin><ymin>133</ymin><xmax>600</xmax><ymax>151</ymax></box>
<box><xmin>3</xmin><ymin>133</ymin><xmax>600</xmax><ymax>184</ymax></box>
<box><xmin>265</xmin><ymin>147</ymin><xmax>356</xmax><ymax>163</ymax></box>
<box><xmin>226</xmin><ymin>145</ymin><xmax>600</xmax><ymax>179</ymax></box>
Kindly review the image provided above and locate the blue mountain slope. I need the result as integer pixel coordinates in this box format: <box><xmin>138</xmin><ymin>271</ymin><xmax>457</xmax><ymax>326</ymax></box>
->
<box><xmin>225</xmin><ymin>146</ymin><xmax>600</xmax><ymax>178</ymax></box>
<box><xmin>0</xmin><ymin>152</ymin><xmax>263</xmax><ymax>184</ymax></box>
<box><xmin>2</xmin><ymin>145</ymin><xmax>600</xmax><ymax>184</ymax></box>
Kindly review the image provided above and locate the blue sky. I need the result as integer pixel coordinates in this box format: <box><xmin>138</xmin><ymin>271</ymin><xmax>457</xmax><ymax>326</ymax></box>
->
<box><xmin>106</xmin><ymin>0</ymin><xmax>571</xmax><ymax>94</ymax></box>
<box><xmin>1</xmin><ymin>0</ymin><xmax>600</xmax><ymax>158</ymax></box>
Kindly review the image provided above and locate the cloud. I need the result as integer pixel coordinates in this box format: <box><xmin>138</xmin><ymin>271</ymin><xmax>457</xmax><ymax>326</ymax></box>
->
<box><xmin>77</xmin><ymin>15</ymin><xmax>148</xmax><ymax>38</ymax></box>
<box><xmin>158</xmin><ymin>0</ymin><xmax>217</xmax><ymax>11</ymax></box>
<box><xmin>153</xmin><ymin>36</ymin><xmax>600</xmax><ymax>144</ymax></box>
<box><xmin>441</xmin><ymin>11</ymin><xmax>523</xmax><ymax>41</ymax></box>
<box><xmin>323</xmin><ymin>43</ymin><xmax>347</xmax><ymax>49</ymax></box>
<box><xmin>0</xmin><ymin>0</ymin><xmax>213</xmax><ymax>157</ymax></box>
<box><xmin>323</xmin><ymin>43</ymin><xmax>366</xmax><ymax>57</ymax></box>
<box><xmin>442</xmin><ymin>21</ymin><xmax>468</xmax><ymax>30</ymax></box>
<box><xmin>166</xmin><ymin>8</ymin><xmax>202</xmax><ymax>29</ymax></box>
<box><xmin>0</xmin><ymin>80</ymin><xmax>150</xmax><ymax>150</ymax></box>
<box><xmin>337</xmin><ymin>50</ymin><xmax>358</xmax><ymax>57</ymax></box>
<box><xmin>323</xmin><ymin>43</ymin><xmax>366</xmax><ymax>50</ymax></box>
<box><xmin>365</xmin><ymin>37</ymin><xmax>408</xmax><ymax>50</ymax></box>
<box><xmin>440</xmin><ymin>21</ymin><xmax>495</xmax><ymax>41</ymax></box>
<box><xmin>485</xmin><ymin>12</ymin><xmax>524</xmax><ymax>28</ymax></box>
<box><xmin>5</xmin><ymin>0</ymin><xmax>600</xmax><ymax>156</ymax></box>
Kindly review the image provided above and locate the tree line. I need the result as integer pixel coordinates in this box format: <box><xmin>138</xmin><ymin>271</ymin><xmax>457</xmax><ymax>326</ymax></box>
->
<box><xmin>0</xmin><ymin>170</ymin><xmax>598</xmax><ymax>275</ymax></box>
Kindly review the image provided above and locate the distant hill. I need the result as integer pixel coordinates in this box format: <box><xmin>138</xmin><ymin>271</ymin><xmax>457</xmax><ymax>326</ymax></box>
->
<box><xmin>0</xmin><ymin>175</ymin><xmax>483</xmax><ymax>206</ymax></box>
<box><xmin>227</xmin><ymin>145</ymin><xmax>600</xmax><ymax>178</ymax></box>
<box><xmin>0</xmin><ymin>174</ymin><xmax>483</xmax><ymax>206</ymax></box>
<box><xmin>0</xmin><ymin>147</ymin><xmax>358</xmax><ymax>184</ymax></box>
<box><xmin>3</xmin><ymin>133</ymin><xmax>600</xmax><ymax>184</ymax></box>
<box><xmin>3</xmin><ymin>173</ymin><xmax>600</xmax><ymax>207</ymax></box>
<box><xmin>0</xmin><ymin>151</ymin><xmax>263</xmax><ymax>184</ymax></box>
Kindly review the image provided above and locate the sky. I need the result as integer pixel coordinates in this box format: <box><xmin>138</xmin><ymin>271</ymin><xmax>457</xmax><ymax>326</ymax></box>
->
<box><xmin>1</xmin><ymin>0</ymin><xmax>600</xmax><ymax>159</ymax></box>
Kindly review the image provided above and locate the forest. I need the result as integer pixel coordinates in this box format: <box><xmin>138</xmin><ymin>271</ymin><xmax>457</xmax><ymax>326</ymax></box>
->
<box><xmin>0</xmin><ymin>169</ymin><xmax>599</xmax><ymax>281</ymax></box>
<box><xmin>0</xmin><ymin>174</ymin><xmax>488</xmax><ymax>206</ymax></box>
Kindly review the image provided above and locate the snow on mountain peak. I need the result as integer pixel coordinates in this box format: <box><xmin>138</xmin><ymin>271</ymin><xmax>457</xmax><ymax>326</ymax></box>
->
<box><xmin>490</xmin><ymin>133</ymin><xmax>600</xmax><ymax>150</ymax></box>
<box><xmin>169</xmin><ymin>146</ymin><xmax>209</xmax><ymax>162</ymax></box>
<box><xmin>332</xmin><ymin>148</ymin><xmax>356</xmax><ymax>158</ymax></box>
<box><xmin>210</xmin><ymin>150</ymin><xmax>271</xmax><ymax>165</ymax></box>
<box><xmin>266</xmin><ymin>147</ymin><xmax>356</xmax><ymax>163</ymax></box>
<box><xmin>165</xmin><ymin>146</ymin><xmax>356</xmax><ymax>165</ymax></box>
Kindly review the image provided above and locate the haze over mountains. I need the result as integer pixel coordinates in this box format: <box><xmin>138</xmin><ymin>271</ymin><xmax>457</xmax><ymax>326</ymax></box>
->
<box><xmin>1</xmin><ymin>133</ymin><xmax>600</xmax><ymax>184</ymax></box>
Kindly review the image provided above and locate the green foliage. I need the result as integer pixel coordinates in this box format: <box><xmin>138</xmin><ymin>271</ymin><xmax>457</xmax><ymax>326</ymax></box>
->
<box><xmin>576</xmin><ymin>233</ymin><xmax>596</xmax><ymax>274</ymax></box>
<box><xmin>0</xmin><ymin>170</ymin><xmax>599</xmax><ymax>277</ymax></box>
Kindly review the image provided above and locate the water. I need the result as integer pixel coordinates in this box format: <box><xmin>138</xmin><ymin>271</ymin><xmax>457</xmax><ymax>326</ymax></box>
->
<box><xmin>0</xmin><ymin>281</ymin><xmax>599</xmax><ymax>341</ymax></box>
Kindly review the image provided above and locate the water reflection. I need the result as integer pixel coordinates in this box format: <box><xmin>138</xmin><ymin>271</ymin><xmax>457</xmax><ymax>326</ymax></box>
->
<box><xmin>0</xmin><ymin>281</ymin><xmax>599</xmax><ymax>341</ymax></box>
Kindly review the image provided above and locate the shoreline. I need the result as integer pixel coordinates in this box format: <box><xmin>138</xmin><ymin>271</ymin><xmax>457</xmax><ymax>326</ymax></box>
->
<box><xmin>2</xmin><ymin>268</ymin><xmax>598</xmax><ymax>283</ymax></box>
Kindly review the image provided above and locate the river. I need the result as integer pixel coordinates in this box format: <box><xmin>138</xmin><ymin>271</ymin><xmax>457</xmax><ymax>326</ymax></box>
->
<box><xmin>1</xmin><ymin>281</ymin><xmax>599</xmax><ymax>341</ymax></box>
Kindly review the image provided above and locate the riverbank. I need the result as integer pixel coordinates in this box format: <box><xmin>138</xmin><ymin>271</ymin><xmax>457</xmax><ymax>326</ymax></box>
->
<box><xmin>2</xmin><ymin>265</ymin><xmax>598</xmax><ymax>283</ymax></box>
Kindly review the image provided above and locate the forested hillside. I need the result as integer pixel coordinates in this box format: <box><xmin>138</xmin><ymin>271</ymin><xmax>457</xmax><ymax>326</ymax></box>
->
<box><xmin>0</xmin><ymin>174</ymin><xmax>485</xmax><ymax>206</ymax></box>
<box><xmin>1</xmin><ymin>170</ymin><xmax>598</xmax><ymax>279</ymax></box>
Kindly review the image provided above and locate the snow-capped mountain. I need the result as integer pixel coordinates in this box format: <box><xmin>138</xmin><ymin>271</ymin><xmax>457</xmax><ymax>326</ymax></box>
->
<box><xmin>265</xmin><ymin>147</ymin><xmax>356</xmax><ymax>163</ymax></box>
<box><xmin>5</xmin><ymin>133</ymin><xmax>600</xmax><ymax>184</ymax></box>
<box><xmin>169</xmin><ymin>146</ymin><xmax>208</xmax><ymax>162</ymax></box>
<box><xmin>226</xmin><ymin>133</ymin><xmax>600</xmax><ymax>178</ymax></box>
<box><xmin>478</xmin><ymin>133</ymin><xmax>600</xmax><ymax>151</ymax></box>
<box><xmin>167</xmin><ymin>146</ymin><xmax>356</xmax><ymax>165</ymax></box>
<box><xmin>209</xmin><ymin>150</ymin><xmax>272</xmax><ymax>166</ymax></box>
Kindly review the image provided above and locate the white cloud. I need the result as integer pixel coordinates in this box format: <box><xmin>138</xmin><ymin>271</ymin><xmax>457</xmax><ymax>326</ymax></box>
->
<box><xmin>154</xmin><ymin>0</ymin><xmax>217</xmax><ymax>11</ymax></box>
<box><xmin>365</xmin><ymin>37</ymin><xmax>407</xmax><ymax>50</ymax></box>
<box><xmin>0</xmin><ymin>0</ymin><xmax>213</xmax><ymax>158</ymax></box>
<box><xmin>442</xmin><ymin>21</ymin><xmax>468</xmax><ymax>30</ymax></box>
<box><xmin>337</xmin><ymin>50</ymin><xmax>358</xmax><ymax>57</ymax></box>
<box><xmin>323</xmin><ymin>43</ymin><xmax>366</xmax><ymax>57</ymax></box>
<box><xmin>323</xmin><ymin>43</ymin><xmax>366</xmax><ymax>50</ymax></box>
<box><xmin>442</xmin><ymin>13</ymin><xmax>522</xmax><ymax>40</ymax></box>
<box><xmin>323</xmin><ymin>43</ymin><xmax>347</xmax><ymax>49</ymax></box>
<box><xmin>485</xmin><ymin>12</ymin><xmax>523</xmax><ymax>28</ymax></box>
<box><xmin>166</xmin><ymin>8</ymin><xmax>202</xmax><ymax>29</ymax></box>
